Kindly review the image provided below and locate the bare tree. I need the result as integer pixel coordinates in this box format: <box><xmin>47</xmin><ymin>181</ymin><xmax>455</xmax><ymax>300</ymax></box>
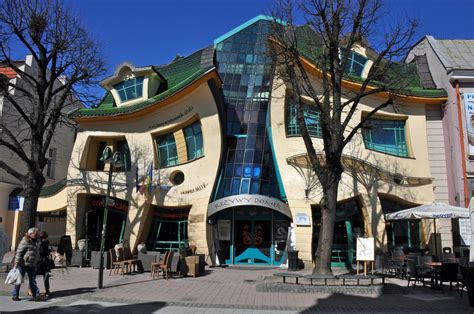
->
<box><xmin>269</xmin><ymin>0</ymin><xmax>418</xmax><ymax>274</ymax></box>
<box><xmin>0</xmin><ymin>0</ymin><xmax>105</xmax><ymax>238</ymax></box>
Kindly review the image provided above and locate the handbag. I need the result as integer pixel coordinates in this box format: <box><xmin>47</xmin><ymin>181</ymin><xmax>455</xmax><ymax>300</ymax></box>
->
<box><xmin>4</xmin><ymin>268</ymin><xmax>23</xmax><ymax>285</ymax></box>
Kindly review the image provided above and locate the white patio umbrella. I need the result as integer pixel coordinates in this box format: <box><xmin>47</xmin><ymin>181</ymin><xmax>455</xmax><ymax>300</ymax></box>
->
<box><xmin>385</xmin><ymin>202</ymin><xmax>469</xmax><ymax>257</ymax></box>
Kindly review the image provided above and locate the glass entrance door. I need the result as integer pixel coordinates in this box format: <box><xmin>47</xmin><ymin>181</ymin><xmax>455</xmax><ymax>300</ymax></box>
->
<box><xmin>234</xmin><ymin>219</ymin><xmax>272</xmax><ymax>264</ymax></box>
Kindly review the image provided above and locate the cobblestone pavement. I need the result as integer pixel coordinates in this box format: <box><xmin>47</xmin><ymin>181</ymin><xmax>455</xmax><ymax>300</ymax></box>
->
<box><xmin>0</xmin><ymin>253</ymin><xmax>473</xmax><ymax>313</ymax></box>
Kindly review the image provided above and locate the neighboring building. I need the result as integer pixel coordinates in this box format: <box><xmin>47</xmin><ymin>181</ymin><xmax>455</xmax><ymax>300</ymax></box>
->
<box><xmin>38</xmin><ymin>16</ymin><xmax>447</xmax><ymax>267</ymax></box>
<box><xmin>406</xmin><ymin>36</ymin><xmax>474</xmax><ymax>255</ymax></box>
<box><xmin>0</xmin><ymin>55</ymin><xmax>78</xmax><ymax>249</ymax></box>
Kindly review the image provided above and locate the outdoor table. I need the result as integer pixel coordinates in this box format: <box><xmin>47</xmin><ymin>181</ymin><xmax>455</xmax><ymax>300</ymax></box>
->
<box><xmin>423</xmin><ymin>262</ymin><xmax>442</xmax><ymax>289</ymax></box>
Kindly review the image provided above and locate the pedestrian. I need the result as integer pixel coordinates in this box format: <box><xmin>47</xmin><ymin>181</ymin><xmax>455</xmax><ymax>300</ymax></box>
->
<box><xmin>35</xmin><ymin>231</ymin><xmax>53</xmax><ymax>298</ymax></box>
<box><xmin>12</xmin><ymin>227</ymin><xmax>45</xmax><ymax>301</ymax></box>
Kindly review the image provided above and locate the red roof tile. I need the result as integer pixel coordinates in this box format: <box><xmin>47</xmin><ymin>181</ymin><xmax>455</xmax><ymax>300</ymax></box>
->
<box><xmin>0</xmin><ymin>67</ymin><xmax>16</xmax><ymax>79</ymax></box>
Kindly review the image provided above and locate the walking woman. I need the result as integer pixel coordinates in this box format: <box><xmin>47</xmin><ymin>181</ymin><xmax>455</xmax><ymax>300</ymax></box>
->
<box><xmin>36</xmin><ymin>231</ymin><xmax>53</xmax><ymax>297</ymax></box>
<box><xmin>12</xmin><ymin>227</ymin><xmax>44</xmax><ymax>301</ymax></box>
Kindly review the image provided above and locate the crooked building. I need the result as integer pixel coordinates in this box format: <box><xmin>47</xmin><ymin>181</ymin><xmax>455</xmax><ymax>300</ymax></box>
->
<box><xmin>36</xmin><ymin>16</ymin><xmax>449</xmax><ymax>267</ymax></box>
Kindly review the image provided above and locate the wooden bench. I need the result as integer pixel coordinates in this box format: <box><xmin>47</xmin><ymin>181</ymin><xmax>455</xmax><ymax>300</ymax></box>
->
<box><xmin>338</xmin><ymin>274</ymin><xmax>385</xmax><ymax>285</ymax></box>
<box><xmin>304</xmin><ymin>274</ymin><xmax>336</xmax><ymax>285</ymax></box>
<box><xmin>365</xmin><ymin>274</ymin><xmax>385</xmax><ymax>285</ymax></box>
<box><xmin>273</xmin><ymin>272</ymin><xmax>303</xmax><ymax>284</ymax></box>
<box><xmin>338</xmin><ymin>274</ymin><xmax>364</xmax><ymax>285</ymax></box>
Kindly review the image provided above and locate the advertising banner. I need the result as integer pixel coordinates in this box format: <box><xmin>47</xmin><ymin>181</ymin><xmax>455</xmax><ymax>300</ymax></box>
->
<box><xmin>463</xmin><ymin>93</ymin><xmax>474</xmax><ymax>155</ymax></box>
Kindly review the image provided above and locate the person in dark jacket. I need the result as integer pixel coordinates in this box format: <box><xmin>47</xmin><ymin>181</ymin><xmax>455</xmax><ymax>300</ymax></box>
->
<box><xmin>12</xmin><ymin>227</ymin><xmax>44</xmax><ymax>301</ymax></box>
<box><xmin>35</xmin><ymin>231</ymin><xmax>53</xmax><ymax>297</ymax></box>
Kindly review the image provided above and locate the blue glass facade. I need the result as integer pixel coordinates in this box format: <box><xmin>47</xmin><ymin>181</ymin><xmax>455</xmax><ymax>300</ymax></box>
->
<box><xmin>214</xmin><ymin>20</ymin><xmax>285</xmax><ymax>201</ymax></box>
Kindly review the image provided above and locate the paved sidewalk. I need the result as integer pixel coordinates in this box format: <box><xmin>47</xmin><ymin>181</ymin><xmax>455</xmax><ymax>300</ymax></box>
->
<box><xmin>0</xmin><ymin>255</ymin><xmax>473</xmax><ymax>313</ymax></box>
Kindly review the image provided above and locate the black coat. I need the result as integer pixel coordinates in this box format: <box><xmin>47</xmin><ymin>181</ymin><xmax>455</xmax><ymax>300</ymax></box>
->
<box><xmin>36</xmin><ymin>239</ymin><xmax>53</xmax><ymax>275</ymax></box>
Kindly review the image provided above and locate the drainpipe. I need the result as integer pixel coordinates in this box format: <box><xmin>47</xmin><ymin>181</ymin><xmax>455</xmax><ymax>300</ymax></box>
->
<box><xmin>455</xmin><ymin>80</ymin><xmax>470</xmax><ymax>207</ymax></box>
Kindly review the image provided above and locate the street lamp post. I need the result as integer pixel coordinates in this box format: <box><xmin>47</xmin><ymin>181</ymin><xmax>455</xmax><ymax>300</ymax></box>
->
<box><xmin>97</xmin><ymin>147</ymin><xmax>123</xmax><ymax>289</ymax></box>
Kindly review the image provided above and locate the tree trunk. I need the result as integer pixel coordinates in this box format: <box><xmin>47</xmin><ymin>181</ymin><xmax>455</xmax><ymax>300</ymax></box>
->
<box><xmin>313</xmin><ymin>173</ymin><xmax>340</xmax><ymax>275</ymax></box>
<box><xmin>18</xmin><ymin>174</ymin><xmax>43</xmax><ymax>242</ymax></box>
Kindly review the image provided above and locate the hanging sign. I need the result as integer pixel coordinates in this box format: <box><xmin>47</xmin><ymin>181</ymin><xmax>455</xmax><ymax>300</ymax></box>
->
<box><xmin>356</xmin><ymin>237</ymin><xmax>374</xmax><ymax>261</ymax></box>
<box><xmin>463</xmin><ymin>93</ymin><xmax>474</xmax><ymax>156</ymax></box>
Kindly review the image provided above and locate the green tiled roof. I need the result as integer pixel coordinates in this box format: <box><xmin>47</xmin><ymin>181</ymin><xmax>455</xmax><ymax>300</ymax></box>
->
<box><xmin>294</xmin><ymin>26</ymin><xmax>447</xmax><ymax>98</ymax></box>
<box><xmin>72</xmin><ymin>49</ymin><xmax>214</xmax><ymax>118</ymax></box>
<box><xmin>39</xmin><ymin>178</ymin><xmax>67</xmax><ymax>197</ymax></box>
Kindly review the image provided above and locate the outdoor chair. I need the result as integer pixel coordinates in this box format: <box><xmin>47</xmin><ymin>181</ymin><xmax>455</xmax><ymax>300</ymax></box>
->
<box><xmin>439</xmin><ymin>262</ymin><xmax>459</xmax><ymax>291</ymax></box>
<box><xmin>151</xmin><ymin>251</ymin><xmax>170</xmax><ymax>279</ymax></box>
<box><xmin>417</xmin><ymin>256</ymin><xmax>433</xmax><ymax>270</ymax></box>
<box><xmin>117</xmin><ymin>247</ymin><xmax>139</xmax><ymax>273</ymax></box>
<box><xmin>442</xmin><ymin>253</ymin><xmax>456</xmax><ymax>263</ymax></box>
<box><xmin>160</xmin><ymin>251</ymin><xmax>174</xmax><ymax>279</ymax></box>
<box><xmin>386</xmin><ymin>255</ymin><xmax>404</xmax><ymax>278</ymax></box>
<box><xmin>459</xmin><ymin>266</ymin><xmax>469</xmax><ymax>297</ymax></box>
<box><xmin>406</xmin><ymin>259</ymin><xmax>431</xmax><ymax>288</ymax></box>
<box><xmin>108</xmin><ymin>249</ymin><xmax>128</xmax><ymax>275</ymax></box>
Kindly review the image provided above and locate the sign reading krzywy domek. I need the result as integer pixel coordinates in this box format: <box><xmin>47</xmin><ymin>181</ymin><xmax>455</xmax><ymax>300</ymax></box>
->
<box><xmin>207</xmin><ymin>194</ymin><xmax>291</xmax><ymax>218</ymax></box>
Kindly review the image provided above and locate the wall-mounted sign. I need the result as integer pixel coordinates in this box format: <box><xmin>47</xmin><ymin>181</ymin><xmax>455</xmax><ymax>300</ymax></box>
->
<box><xmin>217</xmin><ymin>220</ymin><xmax>231</xmax><ymax>241</ymax></box>
<box><xmin>8</xmin><ymin>196</ymin><xmax>24</xmax><ymax>211</ymax></box>
<box><xmin>356</xmin><ymin>237</ymin><xmax>374</xmax><ymax>261</ymax></box>
<box><xmin>294</xmin><ymin>213</ymin><xmax>310</xmax><ymax>226</ymax></box>
<box><xmin>207</xmin><ymin>194</ymin><xmax>291</xmax><ymax>218</ymax></box>
<box><xmin>180</xmin><ymin>183</ymin><xmax>208</xmax><ymax>195</ymax></box>
<box><xmin>463</xmin><ymin>93</ymin><xmax>474</xmax><ymax>155</ymax></box>
<box><xmin>90</xmin><ymin>197</ymin><xmax>129</xmax><ymax>212</ymax></box>
<box><xmin>148</xmin><ymin>106</ymin><xmax>194</xmax><ymax>130</ymax></box>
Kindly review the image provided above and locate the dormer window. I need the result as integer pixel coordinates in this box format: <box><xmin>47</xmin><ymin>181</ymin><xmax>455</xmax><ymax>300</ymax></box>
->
<box><xmin>100</xmin><ymin>62</ymin><xmax>166</xmax><ymax>107</ymax></box>
<box><xmin>113</xmin><ymin>76</ymin><xmax>144</xmax><ymax>102</ymax></box>
<box><xmin>341</xmin><ymin>49</ymin><xmax>368</xmax><ymax>77</ymax></box>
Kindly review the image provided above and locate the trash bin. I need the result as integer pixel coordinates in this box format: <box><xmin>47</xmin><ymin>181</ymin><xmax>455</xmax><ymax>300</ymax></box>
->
<box><xmin>288</xmin><ymin>250</ymin><xmax>299</xmax><ymax>271</ymax></box>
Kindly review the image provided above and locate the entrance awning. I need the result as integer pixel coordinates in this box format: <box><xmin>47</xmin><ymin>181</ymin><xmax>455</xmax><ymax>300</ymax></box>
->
<box><xmin>208</xmin><ymin>194</ymin><xmax>291</xmax><ymax>218</ymax></box>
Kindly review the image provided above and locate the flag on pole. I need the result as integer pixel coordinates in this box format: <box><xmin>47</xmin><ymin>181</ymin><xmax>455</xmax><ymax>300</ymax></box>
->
<box><xmin>144</xmin><ymin>161</ymin><xmax>153</xmax><ymax>196</ymax></box>
<box><xmin>138</xmin><ymin>162</ymin><xmax>153</xmax><ymax>195</ymax></box>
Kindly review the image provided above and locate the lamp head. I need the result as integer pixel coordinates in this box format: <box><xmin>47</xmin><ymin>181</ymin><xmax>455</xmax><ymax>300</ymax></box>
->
<box><xmin>100</xmin><ymin>147</ymin><xmax>113</xmax><ymax>163</ymax></box>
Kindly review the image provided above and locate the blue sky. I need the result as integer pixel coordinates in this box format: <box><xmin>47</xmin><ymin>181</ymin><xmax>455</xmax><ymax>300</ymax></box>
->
<box><xmin>9</xmin><ymin>0</ymin><xmax>474</xmax><ymax>98</ymax></box>
<box><xmin>68</xmin><ymin>0</ymin><xmax>473</xmax><ymax>74</ymax></box>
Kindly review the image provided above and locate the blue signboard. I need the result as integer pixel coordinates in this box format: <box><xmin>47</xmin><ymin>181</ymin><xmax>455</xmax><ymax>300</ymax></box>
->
<box><xmin>8</xmin><ymin>196</ymin><xmax>24</xmax><ymax>211</ymax></box>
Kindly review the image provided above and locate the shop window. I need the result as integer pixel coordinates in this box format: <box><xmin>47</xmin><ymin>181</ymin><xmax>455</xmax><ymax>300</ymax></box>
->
<box><xmin>113</xmin><ymin>76</ymin><xmax>144</xmax><ymax>102</ymax></box>
<box><xmin>362</xmin><ymin>118</ymin><xmax>408</xmax><ymax>157</ymax></box>
<box><xmin>155</xmin><ymin>133</ymin><xmax>178</xmax><ymax>167</ymax></box>
<box><xmin>286</xmin><ymin>103</ymin><xmax>322</xmax><ymax>138</ymax></box>
<box><xmin>380</xmin><ymin>196</ymin><xmax>421</xmax><ymax>251</ymax></box>
<box><xmin>183</xmin><ymin>121</ymin><xmax>203</xmax><ymax>160</ymax></box>
<box><xmin>341</xmin><ymin>49</ymin><xmax>368</xmax><ymax>77</ymax></box>
<box><xmin>147</xmin><ymin>207</ymin><xmax>190</xmax><ymax>251</ymax></box>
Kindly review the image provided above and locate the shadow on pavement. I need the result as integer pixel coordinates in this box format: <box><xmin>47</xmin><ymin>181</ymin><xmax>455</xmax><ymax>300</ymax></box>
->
<box><xmin>299</xmin><ymin>284</ymin><xmax>473</xmax><ymax>313</ymax></box>
<box><xmin>4</xmin><ymin>301</ymin><xmax>168</xmax><ymax>313</ymax></box>
<box><xmin>47</xmin><ymin>287</ymin><xmax>96</xmax><ymax>298</ymax></box>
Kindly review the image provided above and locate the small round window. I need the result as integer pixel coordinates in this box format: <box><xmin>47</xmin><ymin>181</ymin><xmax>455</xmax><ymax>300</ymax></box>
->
<box><xmin>170</xmin><ymin>171</ymin><xmax>185</xmax><ymax>185</ymax></box>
